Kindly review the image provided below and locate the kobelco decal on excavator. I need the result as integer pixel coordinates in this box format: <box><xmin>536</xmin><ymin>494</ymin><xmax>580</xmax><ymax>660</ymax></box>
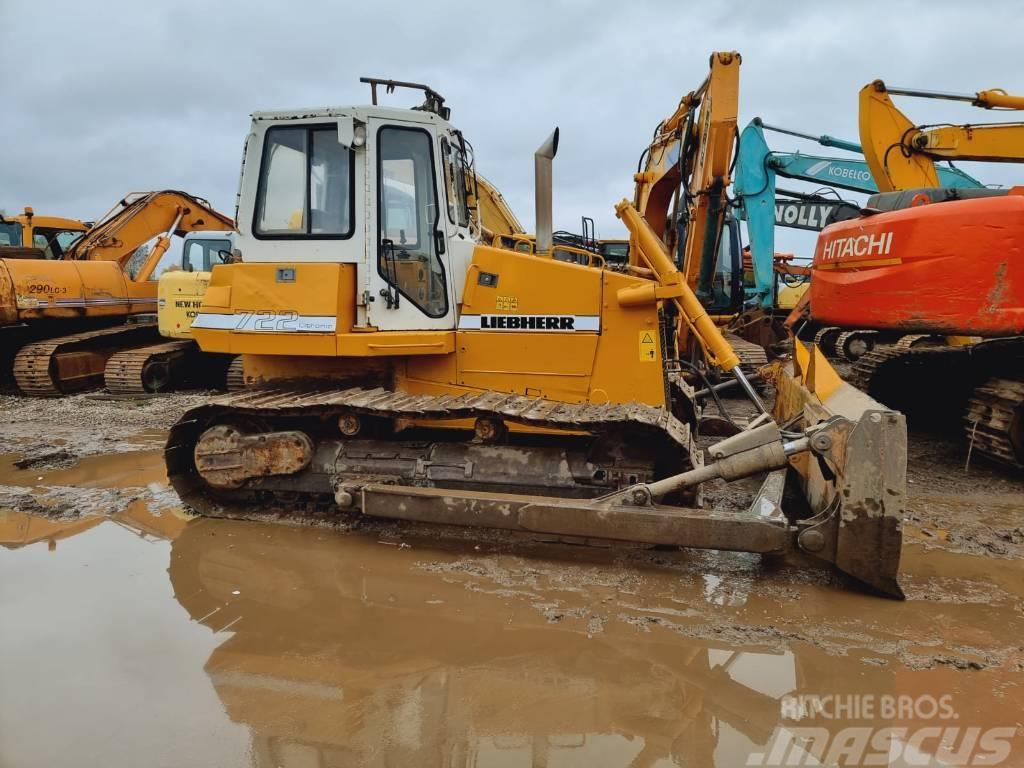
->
<box><xmin>459</xmin><ymin>314</ymin><xmax>601</xmax><ymax>332</ymax></box>
<box><xmin>819</xmin><ymin>231</ymin><xmax>894</xmax><ymax>261</ymax></box>
<box><xmin>804</xmin><ymin>159</ymin><xmax>873</xmax><ymax>184</ymax></box>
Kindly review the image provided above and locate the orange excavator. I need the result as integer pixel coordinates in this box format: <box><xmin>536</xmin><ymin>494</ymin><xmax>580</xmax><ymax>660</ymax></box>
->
<box><xmin>808</xmin><ymin>80</ymin><xmax>1024</xmax><ymax>468</ymax></box>
<box><xmin>1</xmin><ymin>191</ymin><xmax>233</xmax><ymax>395</ymax></box>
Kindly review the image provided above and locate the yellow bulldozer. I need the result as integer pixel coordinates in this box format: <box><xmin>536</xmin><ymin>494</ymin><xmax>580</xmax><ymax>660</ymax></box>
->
<box><xmin>164</xmin><ymin>68</ymin><xmax>907</xmax><ymax>596</ymax></box>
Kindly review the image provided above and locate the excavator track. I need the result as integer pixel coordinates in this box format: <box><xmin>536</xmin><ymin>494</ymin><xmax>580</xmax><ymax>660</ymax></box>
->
<box><xmin>848</xmin><ymin>345</ymin><xmax>981</xmax><ymax>427</ymax></box>
<box><xmin>166</xmin><ymin>383</ymin><xmax>697</xmax><ymax>521</ymax></box>
<box><xmin>964</xmin><ymin>378</ymin><xmax>1024</xmax><ymax>470</ymax></box>
<box><xmin>723</xmin><ymin>333</ymin><xmax>768</xmax><ymax>380</ymax></box>
<box><xmin>894</xmin><ymin>334</ymin><xmax>942</xmax><ymax>352</ymax></box>
<box><xmin>851</xmin><ymin>339</ymin><xmax>1024</xmax><ymax>468</ymax></box>
<box><xmin>813</xmin><ymin>326</ymin><xmax>842</xmax><ymax>357</ymax></box>
<box><xmin>104</xmin><ymin>340</ymin><xmax>197</xmax><ymax>395</ymax></box>
<box><xmin>12</xmin><ymin>323</ymin><xmax>160</xmax><ymax>397</ymax></box>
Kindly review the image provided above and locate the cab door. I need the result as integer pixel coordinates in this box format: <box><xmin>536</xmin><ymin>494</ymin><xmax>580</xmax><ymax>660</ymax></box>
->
<box><xmin>366</xmin><ymin>119</ymin><xmax>455</xmax><ymax>331</ymax></box>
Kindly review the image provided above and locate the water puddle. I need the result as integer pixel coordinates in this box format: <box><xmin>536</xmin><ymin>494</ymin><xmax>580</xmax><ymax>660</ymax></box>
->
<box><xmin>1</xmin><ymin>499</ymin><xmax>1021</xmax><ymax>767</ymax></box>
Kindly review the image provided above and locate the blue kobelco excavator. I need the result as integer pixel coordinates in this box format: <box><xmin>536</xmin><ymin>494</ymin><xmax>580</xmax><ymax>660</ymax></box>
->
<box><xmin>734</xmin><ymin>118</ymin><xmax>983</xmax><ymax>311</ymax></box>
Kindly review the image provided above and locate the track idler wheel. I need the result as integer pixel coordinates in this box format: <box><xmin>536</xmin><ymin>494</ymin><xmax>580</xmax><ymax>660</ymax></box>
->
<box><xmin>141</xmin><ymin>359</ymin><xmax>173</xmax><ymax>393</ymax></box>
<box><xmin>835</xmin><ymin>330</ymin><xmax>876</xmax><ymax>362</ymax></box>
<box><xmin>193</xmin><ymin>425</ymin><xmax>314</xmax><ymax>489</ymax></box>
<box><xmin>813</xmin><ymin>326</ymin><xmax>842</xmax><ymax>359</ymax></box>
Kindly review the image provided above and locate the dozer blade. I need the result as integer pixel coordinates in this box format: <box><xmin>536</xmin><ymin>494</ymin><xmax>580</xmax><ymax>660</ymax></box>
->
<box><xmin>769</xmin><ymin>339</ymin><xmax>906</xmax><ymax>597</ymax></box>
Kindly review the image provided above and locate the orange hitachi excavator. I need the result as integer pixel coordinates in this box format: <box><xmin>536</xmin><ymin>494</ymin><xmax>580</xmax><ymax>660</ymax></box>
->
<box><xmin>808</xmin><ymin>80</ymin><xmax>1024</xmax><ymax>469</ymax></box>
<box><xmin>1</xmin><ymin>191</ymin><xmax>233</xmax><ymax>395</ymax></box>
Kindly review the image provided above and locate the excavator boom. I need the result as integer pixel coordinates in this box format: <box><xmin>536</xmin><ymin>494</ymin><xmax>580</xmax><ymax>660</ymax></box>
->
<box><xmin>860</xmin><ymin>79</ymin><xmax>1024</xmax><ymax>191</ymax></box>
<box><xmin>64</xmin><ymin>191</ymin><xmax>234</xmax><ymax>269</ymax></box>
<box><xmin>734</xmin><ymin>118</ymin><xmax>984</xmax><ymax>309</ymax></box>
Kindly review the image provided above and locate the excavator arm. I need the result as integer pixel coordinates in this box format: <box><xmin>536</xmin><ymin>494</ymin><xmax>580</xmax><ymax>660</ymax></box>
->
<box><xmin>734</xmin><ymin>118</ymin><xmax>983</xmax><ymax>307</ymax></box>
<box><xmin>471</xmin><ymin>173</ymin><xmax>524</xmax><ymax>239</ymax></box>
<box><xmin>860</xmin><ymin>80</ymin><xmax>1024</xmax><ymax>192</ymax></box>
<box><xmin>633</xmin><ymin>51</ymin><xmax>740</xmax><ymax>305</ymax></box>
<box><xmin>63</xmin><ymin>191</ymin><xmax>234</xmax><ymax>278</ymax></box>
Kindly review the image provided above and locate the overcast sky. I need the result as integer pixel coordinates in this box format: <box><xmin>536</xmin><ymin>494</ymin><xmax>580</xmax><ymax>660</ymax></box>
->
<box><xmin>3</xmin><ymin>0</ymin><xmax>1021</xmax><ymax>259</ymax></box>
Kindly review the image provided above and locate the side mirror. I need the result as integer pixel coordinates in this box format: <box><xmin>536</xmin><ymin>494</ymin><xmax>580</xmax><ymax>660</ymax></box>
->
<box><xmin>217</xmin><ymin>249</ymin><xmax>232</xmax><ymax>263</ymax></box>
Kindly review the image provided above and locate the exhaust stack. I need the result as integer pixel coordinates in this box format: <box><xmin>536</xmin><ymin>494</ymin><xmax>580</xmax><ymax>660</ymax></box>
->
<box><xmin>534</xmin><ymin>128</ymin><xmax>559</xmax><ymax>253</ymax></box>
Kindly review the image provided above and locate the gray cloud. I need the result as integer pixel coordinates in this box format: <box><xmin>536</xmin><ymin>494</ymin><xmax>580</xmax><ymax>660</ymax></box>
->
<box><xmin>3</xmin><ymin>0</ymin><xmax>1021</xmax><ymax>259</ymax></box>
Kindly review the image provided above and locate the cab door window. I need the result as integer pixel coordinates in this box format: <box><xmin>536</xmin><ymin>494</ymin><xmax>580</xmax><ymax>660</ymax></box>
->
<box><xmin>377</xmin><ymin>126</ymin><xmax>448</xmax><ymax>318</ymax></box>
<box><xmin>709</xmin><ymin>222</ymin><xmax>742</xmax><ymax>313</ymax></box>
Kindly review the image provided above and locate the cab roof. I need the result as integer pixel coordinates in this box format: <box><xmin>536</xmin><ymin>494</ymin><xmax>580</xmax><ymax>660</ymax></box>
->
<box><xmin>250</xmin><ymin>104</ymin><xmax>450</xmax><ymax>128</ymax></box>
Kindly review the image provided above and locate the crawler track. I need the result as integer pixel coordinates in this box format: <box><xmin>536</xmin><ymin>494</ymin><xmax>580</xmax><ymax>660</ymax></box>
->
<box><xmin>964</xmin><ymin>378</ymin><xmax>1024</xmax><ymax>469</ymax></box>
<box><xmin>850</xmin><ymin>339</ymin><xmax>1024</xmax><ymax>468</ymax></box>
<box><xmin>833</xmin><ymin>330</ymin><xmax>877</xmax><ymax>361</ymax></box>
<box><xmin>13</xmin><ymin>323</ymin><xmax>159</xmax><ymax>396</ymax></box>
<box><xmin>225</xmin><ymin>356</ymin><xmax>245</xmax><ymax>391</ymax></box>
<box><xmin>724</xmin><ymin>333</ymin><xmax>768</xmax><ymax>379</ymax></box>
<box><xmin>104</xmin><ymin>340</ymin><xmax>196</xmax><ymax>394</ymax></box>
<box><xmin>166</xmin><ymin>383</ymin><xmax>697</xmax><ymax>520</ymax></box>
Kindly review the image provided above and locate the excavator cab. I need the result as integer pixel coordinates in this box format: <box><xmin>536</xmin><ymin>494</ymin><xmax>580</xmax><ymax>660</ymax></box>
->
<box><xmin>0</xmin><ymin>208</ymin><xmax>89</xmax><ymax>260</ymax></box>
<box><xmin>705</xmin><ymin>215</ymin><xmax>746</xmax><ymax>315</ymax></box>
<box><xmin>158</xmin><ymin>232</ymin><xmax>236</xmax><ymax>341</ymax></box>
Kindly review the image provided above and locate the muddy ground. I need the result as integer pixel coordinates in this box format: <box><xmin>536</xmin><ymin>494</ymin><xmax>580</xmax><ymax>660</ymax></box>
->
<box><xmin>1</xmin><ymin>390</ymin><xmax>1022</xmax><ymax>767</ymax></box>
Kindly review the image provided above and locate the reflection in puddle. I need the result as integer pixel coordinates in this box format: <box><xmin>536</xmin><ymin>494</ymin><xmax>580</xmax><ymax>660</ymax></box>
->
<box><xmin>0</xmin><ymin>505</ymin><xmax>1021</xmax><ymax>766</ymax></box>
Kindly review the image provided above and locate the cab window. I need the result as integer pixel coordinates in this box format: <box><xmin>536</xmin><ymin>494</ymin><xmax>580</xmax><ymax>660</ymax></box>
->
<box><xmin>377</xmin><ymin>126</ymin><xmax>448</xmax><ymax>318</ymax></box>
<box><xmin>183</xmin><ymin>239</ymin><xmax>229</xmax><ymax>272</ymax></box>
<box><xmin>32</xmin><ymin>228</ymin><xmax>84</xmax><ymax>259</ymax></box>
<box><xmin>440</xmin><ymin>137</ymin><xmax>470</xmax><ymax>228</ymax></box>
<box><xmin>0</xmin><ymin>222</ymin><xmax>23</xmax><ymax>247</ymax></box>
<box><xmin>254</xmin><ymin>124</ymin><xmax>354</xmax><ymax>238</ymax></box>
<box><xmin>709</xmin><ymin>223</ymin><xmax>741</xmax><ymax>313</ymax></box>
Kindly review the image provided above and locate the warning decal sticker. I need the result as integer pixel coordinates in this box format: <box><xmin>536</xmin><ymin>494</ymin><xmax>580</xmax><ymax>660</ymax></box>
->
<box><xmin>639</xmin><ymin>330</ymin><xmax>657</xmax><ymax>361</ymax></box>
